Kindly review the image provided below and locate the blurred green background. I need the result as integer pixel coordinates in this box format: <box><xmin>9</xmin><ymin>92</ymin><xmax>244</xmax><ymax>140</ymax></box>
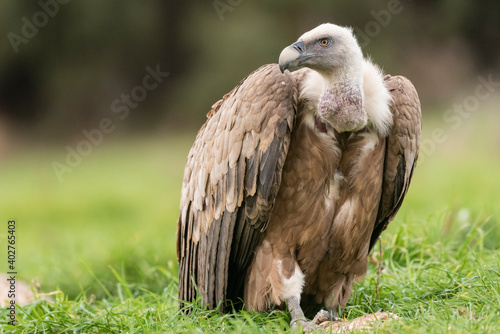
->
<box><xmin>1</xmin><ymin>0</ymin><xmax>499</xmax><ymax>299</ymax></box>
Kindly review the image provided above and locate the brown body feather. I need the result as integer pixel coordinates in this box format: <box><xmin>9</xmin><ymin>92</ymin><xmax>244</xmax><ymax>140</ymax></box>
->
<box><xmin>177</xmin><ymin>64</ymin><xmax>421</xmax><ymax>313</ymax></box>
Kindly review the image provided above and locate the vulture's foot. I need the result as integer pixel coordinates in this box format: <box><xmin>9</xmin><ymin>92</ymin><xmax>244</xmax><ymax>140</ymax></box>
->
<box><xmin>287</xmin><ymin>296</ymin><xmax>318</xmax><ymax>332</ymax></box>
<box><xmin>311</xmin><ymin>309</ymin><xmax>339</xmax><ymax>324</ymax></box>
<box><xmin>290</xmin><ymin>319</ymin><xmax>319</xmax><ymax>333</ymax></box>
<box><xmin>290</xmin><ymin>309</ymin><xmax>340</xmax><ymax>332</ymax></box>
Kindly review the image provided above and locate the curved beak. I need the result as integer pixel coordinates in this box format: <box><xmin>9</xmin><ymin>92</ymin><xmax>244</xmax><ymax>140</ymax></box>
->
<box><xmin>279</xmin><ymin>41</ymin><xmax>305</xmax><ymax>73</ymax></box>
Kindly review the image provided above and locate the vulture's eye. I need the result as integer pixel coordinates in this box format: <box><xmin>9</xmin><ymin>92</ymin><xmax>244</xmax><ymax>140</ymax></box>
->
<box><xmin>319</xmin><ymin>38</ymin><xmax>331</xmax><ymax>47</ymax></box>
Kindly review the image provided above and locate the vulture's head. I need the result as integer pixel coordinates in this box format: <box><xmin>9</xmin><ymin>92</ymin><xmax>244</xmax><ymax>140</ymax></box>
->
<box><xmin>280</xmin><ymin>23</ymin><xmax>369</xmax><ymax>133</ymax></box>
<box><xmin>279</xmin><ymin>23</ymin><xmax>363</xmax><ymax>78</ymax></box>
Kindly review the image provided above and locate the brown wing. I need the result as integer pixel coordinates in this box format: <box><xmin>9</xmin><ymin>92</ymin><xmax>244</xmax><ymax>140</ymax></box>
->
<box><xmin>177</xmin><ymin>64</ymin><xmax>298</xmax><ymax>310</ymax></box>
<box><xmin>369</xmin><ymin>75</ymin><xmax>421</xmax><ymax>251</ymax></box>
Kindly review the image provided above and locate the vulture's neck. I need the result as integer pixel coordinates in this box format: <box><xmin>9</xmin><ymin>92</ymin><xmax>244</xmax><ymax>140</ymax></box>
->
<box><xmin>316</xmin><ymin>70</ymin><xmax>367</xmax><ymax>134</ymax></box>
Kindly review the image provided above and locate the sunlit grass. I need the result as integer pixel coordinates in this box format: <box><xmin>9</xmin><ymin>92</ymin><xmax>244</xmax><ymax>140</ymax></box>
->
<box><xmin>1</xmin><ymin>112</ymin><xmax>500</xmax><ymax>332</ymax></box>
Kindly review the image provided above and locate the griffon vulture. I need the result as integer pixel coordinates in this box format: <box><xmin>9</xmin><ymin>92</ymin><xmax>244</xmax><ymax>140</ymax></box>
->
<box><xmin>177</xmin><ymin>23</ymin><xmax>421</xmax><ymax>329</ymax></box>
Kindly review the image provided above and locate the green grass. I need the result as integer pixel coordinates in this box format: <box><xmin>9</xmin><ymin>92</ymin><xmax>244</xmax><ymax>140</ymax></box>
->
<box><xmin>1</xmin><ymin>111</ymin><xmax>500</xmax><ymax>333</ymax></box>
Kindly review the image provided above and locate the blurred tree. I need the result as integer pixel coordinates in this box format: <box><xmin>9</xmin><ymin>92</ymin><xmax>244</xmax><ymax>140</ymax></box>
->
<box><xmin>0</xmin><ymin>0</ymin><xmax>498</xmax><ymax>141</ymax></box>
<box><xmin>459</xmin><ymin>0</ymin><xmax>500</xmax><ymax>70</ymax></box>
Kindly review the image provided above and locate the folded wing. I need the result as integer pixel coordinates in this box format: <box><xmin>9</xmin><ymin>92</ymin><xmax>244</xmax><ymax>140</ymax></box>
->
<box><xmin>177</xmin><ymin>64</ymin><xmax>298</xmax><ymax>309</ymax></box>
<box><xmin>370</xmin><ymin>75</ymin><xmax>421</xmax><ymax>251</ymax></box>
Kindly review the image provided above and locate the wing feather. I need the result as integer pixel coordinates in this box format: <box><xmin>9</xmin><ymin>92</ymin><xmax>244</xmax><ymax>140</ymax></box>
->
<box><xmin>177</xmin><ymin>64</ymin><xmax>297</xmax><ymax>310</ymax></box>
<box><xmin>370</xmin><ymin>75</ymin><xmax>421</xmax><ymax>251</ymax></box>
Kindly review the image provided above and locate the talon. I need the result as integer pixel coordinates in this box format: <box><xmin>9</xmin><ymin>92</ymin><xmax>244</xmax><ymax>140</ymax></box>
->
<box><xmin>312</xmin><ymin>309</ymin><xmax>331</xmax><ymax>324</ymax></box>
<box><xmin>312</xmin><ymin>309</ymin><xmax>342</xmax><ymax>324</ymax></box>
